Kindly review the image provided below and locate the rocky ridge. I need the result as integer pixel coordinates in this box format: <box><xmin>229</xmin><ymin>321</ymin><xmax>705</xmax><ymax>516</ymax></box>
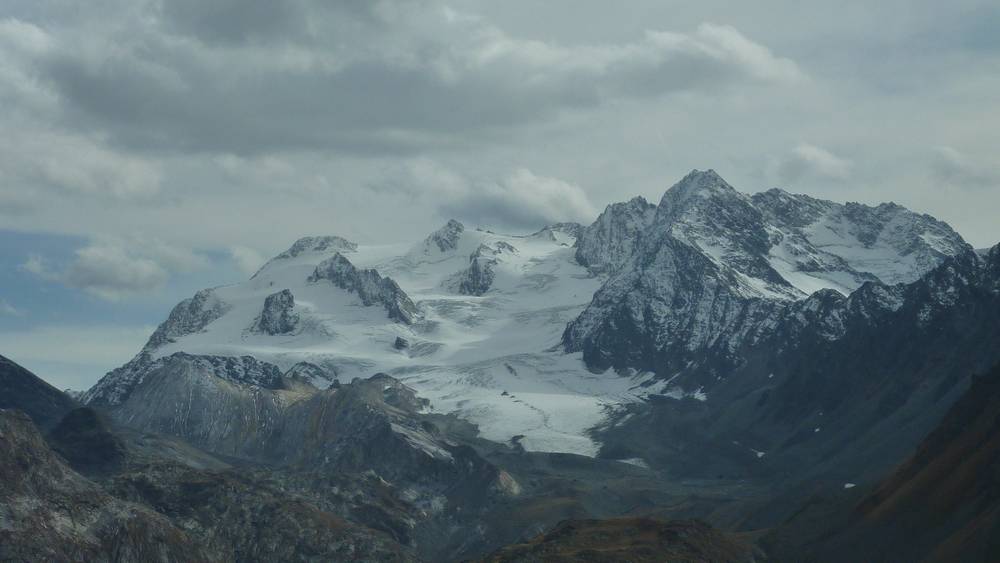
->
<box><xmin>309</xmin><ymin>253</ymin><xmax>420</xmax><ymax>324</ymax></box>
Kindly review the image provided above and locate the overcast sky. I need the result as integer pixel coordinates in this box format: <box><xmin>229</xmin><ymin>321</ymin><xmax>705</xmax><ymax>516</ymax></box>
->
<box><xmin>1</xmin><ymin>0</ymin><xmax>999</xmax><ymax>388</ymax></box>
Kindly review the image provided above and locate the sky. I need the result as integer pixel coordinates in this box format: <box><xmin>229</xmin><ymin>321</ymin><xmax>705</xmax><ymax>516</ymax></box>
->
<box><xmin>1</xmin><ymin>0</ymin><xmax>998</xmax><ymax>389</ymax></box>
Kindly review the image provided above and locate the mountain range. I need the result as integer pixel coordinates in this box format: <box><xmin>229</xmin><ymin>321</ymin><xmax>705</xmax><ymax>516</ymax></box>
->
<box><xmin>4</xmin><ymin>169</ymin><xmax>999</xmax><ymax>561</ymax></box>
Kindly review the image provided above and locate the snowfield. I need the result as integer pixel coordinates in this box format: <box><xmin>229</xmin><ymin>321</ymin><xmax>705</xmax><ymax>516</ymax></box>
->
<box><xmin>148</xmin><ymin>224</ymin><xmax>664</xmax><ymax>456</ymax></box>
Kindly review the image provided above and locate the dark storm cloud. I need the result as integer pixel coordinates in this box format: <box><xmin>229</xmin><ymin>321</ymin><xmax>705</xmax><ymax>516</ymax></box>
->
<box><xmin>27</xmin><ymin>1</ymin><xmax>801</xmax><ymax>155</ymax></box>
<box><xmin>159</xmin><ymin>0</ymin><xmax>309</xmax><ymax>44</ymax></box>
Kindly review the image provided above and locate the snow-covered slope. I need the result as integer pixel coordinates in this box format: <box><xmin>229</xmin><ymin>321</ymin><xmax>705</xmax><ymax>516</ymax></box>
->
<box><xmin>86</xmin><ymin>221</ymin><xmax>659</xmax><ymax>455</ymax></box>
<box><xmin>85</xmin><ymin>170</ymin><xmax>974</xmax><ymax>458</ymax></box>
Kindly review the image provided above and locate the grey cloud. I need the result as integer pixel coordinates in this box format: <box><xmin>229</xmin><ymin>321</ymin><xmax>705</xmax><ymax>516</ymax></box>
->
<box><xmin>229</xmin><ymin>246</ymin><xmax>266</xmax><ymax>276</ymax></box>
<box><xmin>16</xmin><ymin>3</ymin><xmax>803</xmax><ymax>155</ymax></box>
<box><xmin>440</xmin><ymin>169</ymin><xmax>599</xmax><ymax>230</ymax></box>
<box><xmin>374</xmin><ymin>160</ymin><xmax>597</xmax><ymax>230</ymax></box>
<box><xmin>157</xmin><ymin>0</ymin><xmax>423</xmax><ymax>45</ymax></box>
<box><xmin>0</xmin><ymin>299</ymin><xmax>23</xmax><ymax>317</ymax></box>
<box><xmin>0</xmin><ymin>127</ymin><xmax>162</xmax><ymax>199</ymax></box>
<box><xmin>159</xmin><ymin>0</ymin><xmax>309</xmax><ymax>45</ymax></box>
<box><xmin>931</xmin><ymin>146</ymin><xmax>999</xmax><ymax>190</ymax></box>
<box><xmin>18</xmin><ymin>254</ymin><xmax>59</xmax><ymax>281</ymax></box>
<box><xmin>771</xmin><ymin>143</ymin><xmax>853</xmax><ymax>186</ymax></box>
<box><xmin>0</xmin><ymin>0</ymin><xmax>998</xmax><ymax>253</ymax></box>
<box><xmin>64</xmin><ymin>245</ymin><xmax>169</xmax><ymax>300</ymax></box>
<box><xmin>20</xmin><ymin>238</ymin><xmax>209</xmax><ymax>301</ymax></box>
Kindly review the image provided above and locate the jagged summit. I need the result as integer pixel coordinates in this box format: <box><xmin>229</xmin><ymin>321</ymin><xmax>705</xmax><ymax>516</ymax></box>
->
<box><xmin>278</xmin><ymin>236</ymin><xmax>358</xmax><ymax>259</ymax></box>
<box><xmin>250</xmin><ymin>289</ymin><xmax>299</xmax><ymax>335</ymax></box>
<box><xmin>308</xmin><ymin>253</ymin><xmax>420</xmax><ymax>324</ymax></box>
<box><xmin>656</xmin><ymin>169</ymin><xmax>748</xmax><ymax>220</ymax></box>
<box><xmin>251</xmin><ymin>235</ymin><xmax>359</xmax><ymax>280</ymax></box>
<box><xmin>575</xmin><ymin>195</ymin><xmax>656</xmax><ymax>273</ymax></box>
<box><xmin>425</xmin><ymin>219</ymin><xmax>465</xmax><ymax>252</ymax></box>
<box><xmin>565</xmin><ymin>168</ymin><xmax>978</xmax><ymax>387</ymax></box>
<box><xmin>661</xmin><ymin>169</ymin><xmax>733</xmax><ymax>199</ymax></box>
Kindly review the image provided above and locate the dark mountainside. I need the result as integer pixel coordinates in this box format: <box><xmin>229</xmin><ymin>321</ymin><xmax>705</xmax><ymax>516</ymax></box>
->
<box><xmin>477</xmin><ymin>518</ymin><xmax>759</xmax><ymax>563</ymax></box>
<box><xmin>1</xmin><ymin>355</ymin><xmax>743</xmax><ymax>561</ymax></box>
<box><xmin>596</xmin><ymin>245</ymin><xmax>1000</xmax><ymax>499</ymax></box>
<box><xmin>0</xmin><ymin>408</ymin><xmax>211</xmax><ymax>562</ymax></box>
<box><xmin>0</xmin><ymin>360</ymin><xmax>421</xmax><ymax>561</ymax></box>
<box><xmin>0</xmin><ymin>353</ymin><xmax>78</xmax><ymax>429</ymax></box>
<box><xmin>762</xmin><ymin>361</ymin><xmax>1000</xmax><ymax>562</ymax></box>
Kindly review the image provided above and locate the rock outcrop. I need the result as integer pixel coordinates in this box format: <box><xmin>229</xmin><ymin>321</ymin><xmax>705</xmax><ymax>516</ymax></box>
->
<box><xmin>309</xmin><ymin>253</ymin><xmax>420</xmax><ymax>324</ymax></box>
<box><xmin>250</xmin><ymin>289</ymin><xmax>299</xmax><ymax>335</ymax></box>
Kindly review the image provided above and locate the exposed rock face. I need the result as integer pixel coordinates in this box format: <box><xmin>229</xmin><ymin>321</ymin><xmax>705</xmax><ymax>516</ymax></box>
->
<box><xmin>283</xmin><ymin>361</ymin><xmax>336</xmax><ymax>388</ymax></box>
<box><xmin>456</xmin><ymin>242</ymin><xmax>517</xmax><ymax>296</ymax></box>
<box><xmin>309</xmin><ymin>253</ymin><xmax>420</xmax><ymax>324</ymax></box>
<box><xmin>90</xmin><ymin>353</ymin><xmax>507</xmax><ymax>499</ymax></box>
<box><xmin>394</xmin><ymin>336</ymin><xmax>410</xmax><ymax>350</ymax></box>
<box><xmin>80</xmin><ymin>350</ymin><xmax>532</xmax><ymax>556</ymax></box>
<box><xmin>596</xmin><ymin>244</ymin><xmax>1000</xmax><ymax>485</ymax></box>
<box><xmin>654</xmin><ymin>170</ymin><xmax>796</xmax><ymax>296</ymax></box>
<box><xmin>0</xmin><ymin>354</ymin><xmax>77</xmax><ymax>430</ymax></box>
<box><xmin>48</xmin><ymin>407</ymin><xmax>127</xmax><ymax>476</ymax></box>
<box><xmin>107</xmin><ymin>464</ymin><xmax>416</xmax><ymax>562</ymax></box>
<box><xmin>146</xmin><ymin>288</ymin><xmax>230</xmax><ymax>349</ymax></box>
<box><xmin>426</xmin><ymin>219</ymin><xmax>465</xmax><ymax>252</ymax></box>
<box><xmin>85</xmin><ymin>352</ymin><xmax>286</xmax><ymax>407</ymax></box>
<box><xmin>479</xmin><ymin>518</ymin><xmax>757</xmax><ymax>563</ymax></box>
<box><xmin>0</xmin><ymin>409</ymin><xmax>208</xmax><ymax>562</ymax></box>
<box><xmin>565</xmin><ymin>169</ymin><xmax>972</xmax><ymax>376</ymax></box>
<box><xmin>565</xmin><ymin>233</ymin><xmax>776</xmax><ymax>373</ymax></box>
<box><xmin>274</xmin><ymin>235</ymin><xmax>358</xmax><ymax>259</ymax></box>
<box><xmin>751</xmin><ymin>188</ymin><xmax>970</xmax><ymax>286</ymax></box>
<box><xmin>90</xmin><ymin>353</ymin><xmax>288</xmax><ymax>451</ymax></box>
<box><xmin>532</xmin><ymin>222</ymin><xmax>583</xmax><ymax>242</ymax></box>
<box><xmin>575</xmin><ymin>196</ymin><xmax>656</xmax><ymax>273</ymax></box>
<box><xmin>250</xmin><ymin>289</ymin><xmax>299</xmax><ymax>335</ymax></box>
<box><xmin>250</xmin><ymin>235</ymin><xmax>359</xmax><ymax>279</ymax></box>
<box><xmin>2</xmin><ymin>406</ymin><xmax>417</xmax><ymax>562</ymax></box>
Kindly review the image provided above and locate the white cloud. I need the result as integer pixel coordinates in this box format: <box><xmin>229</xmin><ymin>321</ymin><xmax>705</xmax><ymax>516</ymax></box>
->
<box><xmin>772</xmin><ymin>143</ymin><xmax>853</xmax><ymax>185</ymax></box>
<box><xmin>2</xmin><ymin>2</ymin><xmax>806</xmax><ymax>155</ymax></box>
<box><xmin>230</xmin><ymin>245</ymin><xmax>266</xmax><ymax>276</ymax></box>
<box><xmin>462</xmin><ymin>168</ymin><xmax>599</xmax><ymax>227</ymax></box>
<box><xmin>19</xmin><ymin>253</ymin><xmax>59</xmax><ymax>280</ymax></box>
<box><xmin>376</xmin><ymin>160</ymin><xmax>598</xmax><ymax>229</ymax></box>
<box><xmin>684</xmin><ymin>23</ymin><xmax>803</xmax><ymax>83</ymax></box>
<box><xmin>0</xmin><ymin>129</ymin><xmax>162</xmax><ymax>200</ymax></box>
<box><xmin>64</xmin><ymin>244</ymin><xmax>169</xmax><ymax>300</ymax></box>
<box><xmin>931</xmin><ymin>146</ymin><xmax>999</xmax><ymax>189</ymax></box>
<box><xmin>458</xmin><ymin>22</ymin><xmax>804</xmax><ymax>93</ymax></box>
<box><xmin>0</xmin><ymin>299</ymin><xmax>22</xmax><ymax>317</ymax></box>
<box><xmin>0</xmin><ymin>0</ymin><xmax>997</xmax><ymax>257</ymax></box>
<box><xmin>20</xmin><ymin>238</ymin><xmax>209</xmax><ymax>300</ymax></box>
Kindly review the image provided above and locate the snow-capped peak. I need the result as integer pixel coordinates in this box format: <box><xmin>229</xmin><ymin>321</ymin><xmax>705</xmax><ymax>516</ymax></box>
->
<box><xmin>252</xmin><ymin>235</ymin><xmax>358</xmax><ymax>279</ymax></box>
<box><xmin>424</xmin><ymin>219</ymin><xmax>465</xmax><ymax>252</ymax></box>
<box><xmin>575</xmin><ymin>195</ymin><xmax>656</xmax><ymax>273</ymax></box>
<box><xmin>276</xmin><ymin>236</ymin><xmax>358</xmax><ymax>259</ymax></box>
<box><xmin>658</xmin><ymin>169</ymin><xmax>737</xmax><ymax>207</ymax></box>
